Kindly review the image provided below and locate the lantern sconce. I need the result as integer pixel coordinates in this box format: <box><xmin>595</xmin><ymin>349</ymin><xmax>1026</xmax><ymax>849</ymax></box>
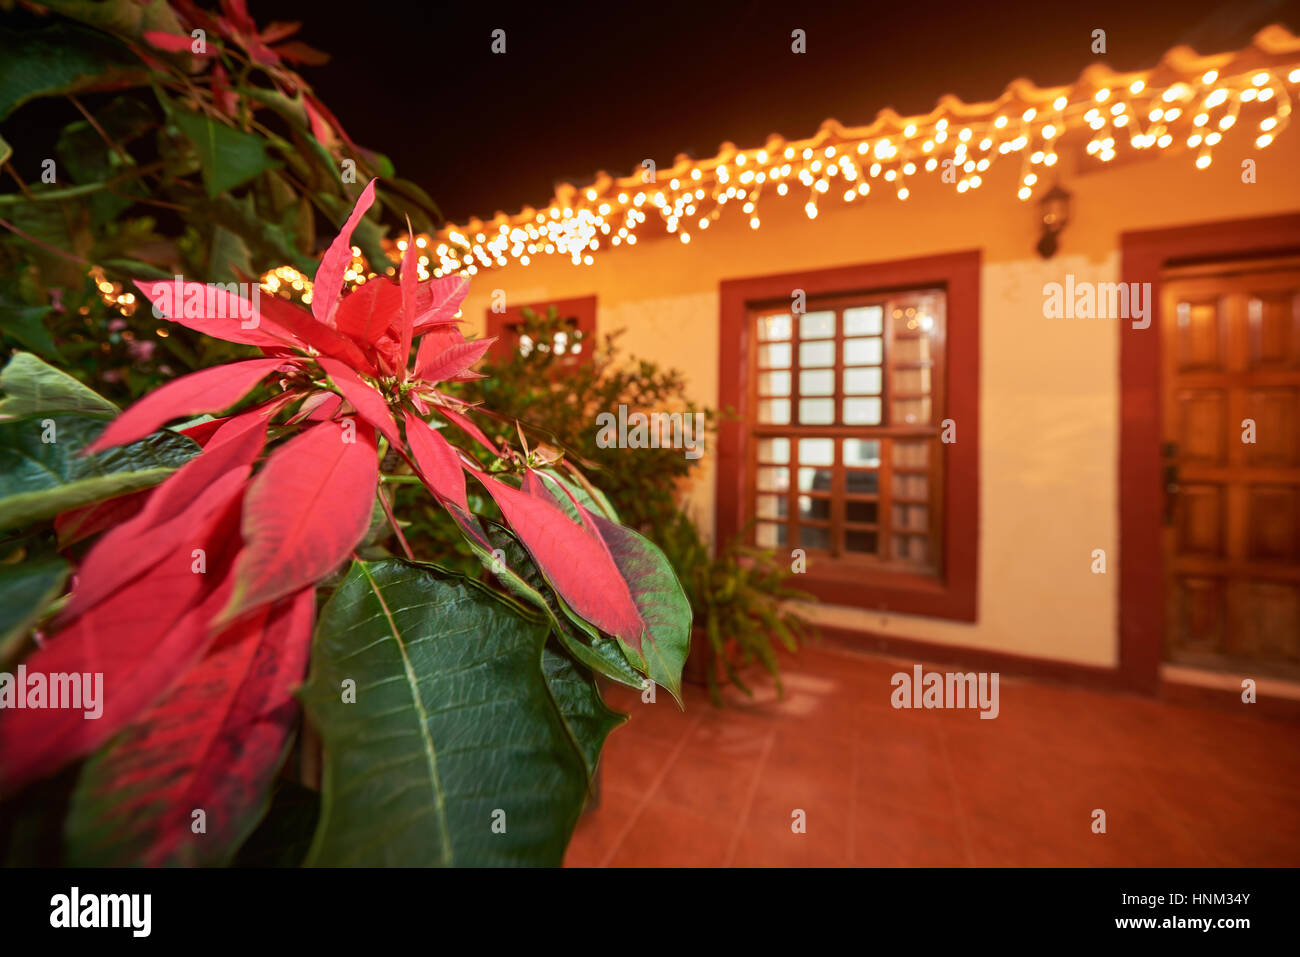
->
<box><xmin>1035</xmin><ymin>184</ymin><xmax>1072</xmax><ymax>259</ymax></box>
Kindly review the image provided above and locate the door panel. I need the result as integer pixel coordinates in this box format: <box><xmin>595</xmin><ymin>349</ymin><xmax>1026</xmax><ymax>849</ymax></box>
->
<box><xmin>1162</xmin><ymin>262</ymin><xmax>1300</xmax><ymax>679</ymax></box>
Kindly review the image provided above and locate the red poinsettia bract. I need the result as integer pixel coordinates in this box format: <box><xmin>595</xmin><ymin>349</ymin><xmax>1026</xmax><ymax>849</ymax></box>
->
<box><xmin>0</xmin><ymin>180</ymin><xmax>650</xmax><ymax>856</ymax></box>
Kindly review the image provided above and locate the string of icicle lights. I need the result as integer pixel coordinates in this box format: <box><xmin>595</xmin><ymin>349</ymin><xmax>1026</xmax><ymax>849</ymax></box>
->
<box><xmin>429</xmin><ymin>27</ymin><xmax>1300</xmax><ymax>277</ymax></box>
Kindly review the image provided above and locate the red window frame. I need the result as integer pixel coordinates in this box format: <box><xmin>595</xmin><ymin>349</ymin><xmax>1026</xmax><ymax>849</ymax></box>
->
<box><xmin>484</xmin><ymin>295</ymin><xmax>597</xmax><ymax>364</ymax></box>
<box><xmin>717</xmin><ymin>251</ymin><xmax>980</xmax><ymax>622</ymax></box>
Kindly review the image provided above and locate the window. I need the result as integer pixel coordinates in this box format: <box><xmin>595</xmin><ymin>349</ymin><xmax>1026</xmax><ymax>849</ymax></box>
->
<box><xmin>750</xmin><ymin>289</ymin><xmax>944</xmax><ymax>573</ymax></box>
<box><xmin>717</xmin><ymin>251</ymin><xmax>978</xmax><ymax>621</ymax></box>
<box><xmin>485</xmin><ymin>295</ymin><xmax>596</xmax><ymax>365</ymax></box>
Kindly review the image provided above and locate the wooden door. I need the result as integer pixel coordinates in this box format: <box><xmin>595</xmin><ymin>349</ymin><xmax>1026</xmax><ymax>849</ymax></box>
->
<box><xmin>1162</xmin><ymin>260</ymin><xmax>1300</xmax><ymax>678</ymax></box>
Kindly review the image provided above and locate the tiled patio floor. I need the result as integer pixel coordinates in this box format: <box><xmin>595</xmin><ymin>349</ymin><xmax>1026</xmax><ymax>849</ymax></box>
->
<box><xmin>566</xmin><ymin>644</ymin><xmax>1300</xmax><ymax>867</ymax></box>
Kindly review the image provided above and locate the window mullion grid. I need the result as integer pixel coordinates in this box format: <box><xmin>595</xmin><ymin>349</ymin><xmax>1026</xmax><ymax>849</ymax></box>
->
<box><xmin>831</xmin><ymin>306</ymin><xmax>846</xmax><ymax>558</ymax></box>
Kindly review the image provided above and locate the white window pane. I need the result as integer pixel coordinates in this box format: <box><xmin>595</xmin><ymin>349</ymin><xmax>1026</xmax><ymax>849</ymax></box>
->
<box><xmin>799</xmin><ymin>437</ymin><xmax>834</xmax><ymax>466</ymax></box>
<box><xmin>758</xmin><ymin>314</ymin><xmax>792</xmax><ymax>341</ymax></box>
<box><xmin>842</xmin><ymin>439</ymin><xmax>881</xmax><ymax>467</ymax></box>
<box><xmin>844</xmin><ymin>337</ymin><xmax>882</xmax><ymax>365</ymax></box>
<box><xmin>758</xmin><ymin>398</ymin><xmax>790</xmax><ymax>424</ymax></box>
<box><xmin>843</xmin><ymin>396</ymin><xmax>882</xmax><ymax>424</ymax></box>
<box><xmin>759</xmin><ymin>342</ymin><xmax>791</xmax><ymax>367</ymax></box>
<box><xmin>798</xmin><ymin>369</ymin><xmax>834</xmax><ymax>396</ymax></box>
<box><xmin>758</xmin><ymin>371</ymin><xmax>791</xmax><ymax>396</ymax></box>
<box><xmin>799</xmin><ymin>310</ymin><xmax>835</xmax><ymax>339</ymax></box>
<box><xmin>799</xmin><ymin>398</ymin><xmax>835</xmax><ymax>424</ymax></box>
<box><xmin>844</xmin><ymin>367</ymin><xmax>882</xmax><ymax>394</ymax></box>
<box><xmin>799</xmin><ymin>340</ymin><xmax>835</xmax><ymax>368</ymax></box>
<box><xmin>843</xmin><ymin>305</ymin><xmax>883</xmax><ymax>336</ymax></box>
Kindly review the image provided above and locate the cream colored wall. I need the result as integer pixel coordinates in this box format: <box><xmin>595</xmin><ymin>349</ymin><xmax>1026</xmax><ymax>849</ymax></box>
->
<box><xmin>459</xmin><ymin>131</ymin><xmax>1300</xmax><ymax>667</ymax></box>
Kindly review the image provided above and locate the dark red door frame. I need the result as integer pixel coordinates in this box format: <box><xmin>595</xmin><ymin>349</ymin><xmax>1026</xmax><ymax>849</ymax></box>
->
<box><xmin>1119</xmin><ymin>212</ymin><xmax>1300</xmax><ymax>693</ymax></box>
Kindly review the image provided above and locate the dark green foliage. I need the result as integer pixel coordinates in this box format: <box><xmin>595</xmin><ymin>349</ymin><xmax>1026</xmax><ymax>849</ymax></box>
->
<box><xmin>657</xmin><ymin>510</ymin><xmax>817</xmax><ymax>706</ymax></box>
<box><xmin>0</xmin><ymin>1</ymin><xmax>435</xmax><ymax>403</ymax></box>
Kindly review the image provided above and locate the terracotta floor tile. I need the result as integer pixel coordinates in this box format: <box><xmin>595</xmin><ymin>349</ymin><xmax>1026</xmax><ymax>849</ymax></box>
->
<box><xmin>597</xmin><ymin>731</ymin><xmax>677</xmax><ymax>800</ymax></box>
<box><xmin>955</xmin><ymin>756</ymin><xmax>1208</xmax><ymax>867</ymax></box>
<box><xmin>589</xmin><ymin>644</ymin><xmax>1300</xmax><ymax>868</ymax></box>
<box><xmin>652</xmin><ymin>744</ymin><xmax>765</xmax><ymax>818</ymax></box>
<box><xmin>859</xmin><ymin>713</ymin><xmax>955</xmax><ymax>816</ymax></box>
<box><xmin>1140</xmin><ymin>767</ymin><xmax>1300</xmax><ymax>866</ymax></box>
<box><xmin>689</xmin><ymin>707</ymin><xmax>778</xmax><ymax>760</ymax></box>
<box><xmin>734</xmin><ymin>791</ymin><xmax>853</xmax><ymax>866</ymax></box>
<box><xmin>564</xmin><ymin>794</ymin><xmax>640</xmax><ymax>867</ymax></box>
<box><xmin>855</xmin><ymin>796</ymin><xmax>970</xmax><ymax>867</ymax></box>
<box><xmin>605</xmin><ymin>801</ymin><xmax>732</xmax><ymax>867</ymax></box>
<box><xmin>604</xmin><ymin>691</ymin><xmax>701</xmax><ymax>748</ymax></box>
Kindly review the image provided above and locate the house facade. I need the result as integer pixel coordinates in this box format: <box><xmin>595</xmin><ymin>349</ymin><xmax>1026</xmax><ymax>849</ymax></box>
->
<box><xmin>442</xmin><ymin>28</ymin><xmax>1300</xmax><ymax>697</ymax></box>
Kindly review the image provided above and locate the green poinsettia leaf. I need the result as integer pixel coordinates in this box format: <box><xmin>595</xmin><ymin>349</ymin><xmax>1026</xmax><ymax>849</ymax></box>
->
<box><xmin>541</xmin><ymin>643</ymin><xmax>625</xmax><ymax>778</ymax></box>
<box><xmin>0</xmin><ymin>413</ymin><xmax>197</xmax><ymax>531</ymax></box>
<box><xmin>0</xmin><ymin>555</ymin><xmax>70</xmax><ymax>664</ymax></box>
<box><xmin>170</xmin><ymin>107</ymin><xmax>281</xmax><ymax>198</ymax></box>
<box><xmin>478</xmin><ymin>521</ymin><xmax>644</xmax><ymax>690</ymax></box>
<box><xmin>588</xmin><ymin>514</ymin><xmax>692</xmax><ymax>705</ymax></box>
<box><xmin>0</xmin><ymin>351</ymin><xmax>118</xmax><ymax>418</ymax></box>
<box><xmin>300</xmin><ymin>559</ymin><xmax>593</xmax><ymax>866</ymax></box>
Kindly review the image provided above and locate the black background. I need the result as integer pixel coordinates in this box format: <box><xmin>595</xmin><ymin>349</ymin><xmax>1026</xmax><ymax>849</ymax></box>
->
<box><xmin>258</xmin><ymin>0</ymin><xmax>1300</xmax><ymax>221</ymax></box>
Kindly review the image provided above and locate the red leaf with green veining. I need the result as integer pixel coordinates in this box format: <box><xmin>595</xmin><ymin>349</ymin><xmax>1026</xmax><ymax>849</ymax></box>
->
<box><xmin>85</xmin><ymin>358</ymin><xmax>285</xmax><ymax>453</ymax></box>
<box><xmin>0</xmin><ymin>495</ymin><xmax>245</xmax><ymax>796</ymax></box>
<box><xmin>221</xmin><ymin>418</ymin><xmax>377</xmax><ymax>622</ymax></box>
<box><xmin>55</xmin><ymin>490</ymin><xmax>150</xmax><ymax>548</ymax></box>
<box><xmin>474</xmin><ymin>471</ymin><xmax>645</xmax><ymax>644</ymax></box>
<box><xmin>403</xmin><ymin>411</ymin><xmax>467</xmax><ymax>511</ymax></box>
<box><xmin>312</xmin><ymin>179</ymin><xmax>376</xmax><ymax>327</ymax></box>
<box><xmin>63</xmin><ymin>412</ymin><xmax>268</xmax><ymax>622</ymax></box>
<box><xmin>63</xmin><ymin>587</ymin><xmax>315</xmax><ymax>866</ymax></box>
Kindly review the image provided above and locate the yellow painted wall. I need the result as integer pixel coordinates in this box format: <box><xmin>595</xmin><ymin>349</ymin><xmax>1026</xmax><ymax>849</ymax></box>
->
<box><xmin>458</xmin><ymin>132</ymin><xmax>1300</xmax><ymax>667</ymax></box>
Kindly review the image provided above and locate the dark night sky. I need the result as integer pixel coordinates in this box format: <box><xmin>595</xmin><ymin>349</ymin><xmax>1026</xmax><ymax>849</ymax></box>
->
<box><xmin>100</xmin><ymin>0</ymin><xmax>1300</xmax><ymax>222</ymax></box>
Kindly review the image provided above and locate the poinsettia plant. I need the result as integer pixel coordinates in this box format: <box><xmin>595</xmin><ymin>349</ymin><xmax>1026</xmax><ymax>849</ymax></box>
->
<box><xmin>0</xmin><ymin>179</ymin><xmax>689</xmax><ymax>866</ymax></box>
